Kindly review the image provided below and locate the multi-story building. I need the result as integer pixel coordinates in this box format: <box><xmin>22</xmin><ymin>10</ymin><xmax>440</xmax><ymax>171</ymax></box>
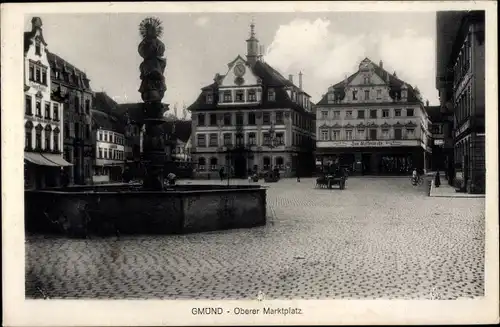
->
<box><xmin>436</xmin><ymin>10</ymin><xmax>485</xmax><ymax>194</ymax></box>
<box><xmin>47</xmin><ymin>51</ymin><xmax>94</xmax><ymax>185</ymax></box>
<box><xmin>92</xmin><ymin>92</ymin><xmax>126</xmax><ymax>183</ymax></box>
<box><xmin>425</xmin><ymin>103</ymin><xmax>453</xmax><ymax>174</ymax></box>
<box><xmin>187</xmin><ymin>23</ymin><xmax>316</xmax><ymax>179</ymax></box>
<box><xmin>315</xmin><ymin>58</ymin><xmax>432</xmax><ymax>175</ymax></box>
<box><xmin>23</xmin><ymin>17</ymin><xmax>72</xmax><ymax>189</ymax></box>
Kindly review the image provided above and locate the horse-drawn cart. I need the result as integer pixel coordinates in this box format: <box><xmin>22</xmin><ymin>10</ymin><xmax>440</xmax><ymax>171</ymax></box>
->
<box><xmin>315</xmin><ymin>168</ymin><xmax>346</xmax><ymax>190</ymax></box>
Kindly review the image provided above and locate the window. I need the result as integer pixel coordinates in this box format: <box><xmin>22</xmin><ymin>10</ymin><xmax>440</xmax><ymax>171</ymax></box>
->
<box><xmin>248</xmin><ymin>90</ymin><xmax>257</xmax><ymax>102</ymax></box>
<box><xmin>321</xmin><ymin>111</ymin><xmax>328</xmax><ymax>120</ymax></box>
<box><xmin>223</xmin><ymin>113</ymin><xmax>232</xmax><ymax>126</ymax></box>
<box><xmin>357</xmin><ymin>129</ymin><xmax>365</xmax><ymax>139</ymax></box>
<box><xmin>25</xmin><ymin>95</ymin><xmax>32</xmax><ymax>115</ymax></box>
<box><xmin>382</xmin><ymin>129</ymin><xmax>389</xmax><ymax>139</ymax></box>
<box><xmin>74</xmin><ymin>96</ymin><xmax>80</xmax><ymax>113</ymax></box>
<box><xmin>263</xmin><ymin>157</ymin><xmax>271</xmax><ymax>170</ymax></box>
<box><xmin>333</xmin><ymin>111</ymin><xmax>340</xmax><ymax>119</ymax></box>
<box><xmin>98</xmin><ymin>131</ymin><xmax>103</xmax><ymax>141</ymax></box>
<box><xmin>352</xmin><ymin>90</ymin><xmax>358</xmax><ymax>100</ymax></box>
<box><xmin>382</xmin><ymin>109</ymin><xmax>389</xmax><ymax>118</ymax></box>
<box><xmin>377</xmin><ymin>89</ymin><xmax>382</xmax><ymax>99</ymax></box>
<box><xmin>370</xmin><ymin>110</ymin><xmax>377</xmax><ymax>118</ymax></box>
<box><xmin>206</xmin><ymin>94</ymin><xmax>213</xmax><ymax>104</ymax></box>
<box><xmin>209</xmin><ymin>113</ymin><xmax>217</xmax><ymax>126</ymax></box>
<box><xmin>346</xmin><ymin>111</ymin><xmax>352</xmax><ymax>118</ymax></box>
<box><xmin>29</xmin><ymin>64</ymin><xmax>34</xmax><ymax>81</ymax></box>
<box><xmin>223</xmin><ymin>133</ymin><xmax>232</xmax><ymax>146</ymax></box>
<box><xmin>85</xmin><ymin>99</ymin><xmax>91</xmax><ymax>114</ymax></box>
<box><xmin>198</xmin><ymin>157</ymin><xmax>206</xmax><ymax>171</ymax></box>
<box><xmin>53</xmin><ymin>130</ymin><xmax>60</xmax><ymax>152</ymax></box>
<box><xmin>197</xmin><ymin>113</ymin><xmax>205</xmax><ymax>126</ymax></box>
<box><xmin>276</xmin><ymin>132</ymin><xmax>284</xmax><ymax>145</ymax></box>
<box><xmin>263</xmin><ymin>113</ymin><xmax>271</xmax><ymax>124</ymax></box>
<box><xmin>345</xmin><ymin>130</ymin><xmax>353</xmax><ymax>140</ymax></box>
<box><xmin>275</xmin><ymin>111</ymin><xmax>284</xmax><ymax>124</ymax></box>
<box><xmin>44</xmin><ymin>127</ymin><xmax>52</xmax><ymax>150</ymax></box>
<box><xmin>332</xmin><ymin>130</ymin><xmax>340</xmax><ymax>140</ymax></box>
<box><xmin>327</xmin><ymin>93</ymin><xmax>335</xmax><ymax>102</ymax></box>
<box><xmin>210</xmin><ymin>158</ymin><xmax>218</xmax><ymax>171</ymax></box>
<box><xmin>25</xmin><ymin>125</ymin><xmax>32</xmax><ymax>150</ymax></box>
<box><xmin>235</xmin><ymin>90</ymin><xmax>244</xmax><ymax>102</ymax></box>
<box><xmin>35</xmin><ymin>125</ymin><xmax>42</xmax><ymax>149</ymax></box>
<box><xmin>42</xmin><ymin>69</ymin><xmax>47</xmax><ymax>85</ymax></box>
<box><xmin>197</xmin><ymin>134</ymin><xmax>206</xmax><ymax>147</ymax></box>
<box><xmin>248</xmin><ymin>112</ymin><xmax>256</xmax><ymax>125</ymax></box>
<box><xmin>406</xmin><ymin>108</ymin><xmax>414</xmax><ymax>117</ymax></box>
<box><xmin>262</xmin><ymin>133</ymin><xmax>271</xmax><ymax>146</ymax></box>
<box><xmin>248</xmin><ymin>132</ymin><xmax>256</xmax><ymax>145</ymax></box>
<box><xmin>275</xmin><ymin>157</ymin><xmax>284</xmax><ymax>169</ymax></box>
<box><xmin>45</xmin><ymin>103</ymin><xmax>51</xmax><ymax>119</ymax></box>
<box><xmin>98</xmin><ymin>147</ymin><xmax>102</xmax><ymax>158</ymax></box>
<box><xmin>406</xmin><ymin>128</ymin><xmax>415</xmax><ymax>138</ymax></box>
<box><xmin>394</xmin><ymin>128</ymin><xmax>402</xmax><ymax>140</ymax></box>
<box><xmin>236</xmin><ymin>134</ymin><xmax>244</xmax><ymax>146</ymax></box>
<box><xmin>104</xmin><ymin>131</ymin><xmax>108</xmax><ymax>142</ymax></box>
<box><xmin>268</xmin><ymin>88</ymin><xmax>275</xmax><ymax>101</ymax></box>
<box><xmin>320</xmin><ymin>129</ymin><xmax>329</xmax><ymax>141</ymax></box>
<box><xmin>364</xmin><ymin>76</ymin><xmax>370</xmax><ymax>84</ymax></box>
<box><xmin>369</xmin><ymin>129</ymin><xmax>377</xmax><ymax>140</ymax></box>
<box><xmin>236</xmin><ymin>113</ymin><xmax>244</xmax><ymax>125</ymax></box>
<box><xmin>223</xmin><ymin>91</ymin><xmax>232</xmax><ymax>102</ymax></box>
<box><xmin>35</xmin><ymin>101</ymin><xmax>42</xmax><ymax>116</ymax></box>
<box><xmin>74</xmin><ymin>123</ymin><xmax>81</xmax><ymax>139</ymax></box>
<box><xmin>35</xmin><ymin>39</ymin><xmax>41</xmax><ymax>55</ymax></box>
<box><xmin>364</xmin><ymin>90</ymin><xmax>370</xmax><ymax>100</ymax></box>
<box><xmin>53</xmin><ymin>104</ymin><xmax>59</xmax><ymax>121</ymax></box>
<box><xmin>395</xmin><ymin>109</ymin><xmax>401</xmax><ymax>117</ymax></box>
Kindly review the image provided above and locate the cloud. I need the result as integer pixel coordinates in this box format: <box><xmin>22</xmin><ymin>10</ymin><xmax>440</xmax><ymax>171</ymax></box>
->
<box><xmin>194</xmin><ymin>16</ymin><xmax>210</xmax><ymax>27</ymax></box>
<box><xmin>264</xmin><ymin>19</ymin><xmax>438</xmax><ymax>104</ymax></box>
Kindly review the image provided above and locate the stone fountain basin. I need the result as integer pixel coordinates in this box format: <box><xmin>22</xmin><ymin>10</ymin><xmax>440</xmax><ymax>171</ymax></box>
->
<box><xmin>25</xmin><ymin>184</ymin><xmax>267</xmax><ymax>237</ymax></box>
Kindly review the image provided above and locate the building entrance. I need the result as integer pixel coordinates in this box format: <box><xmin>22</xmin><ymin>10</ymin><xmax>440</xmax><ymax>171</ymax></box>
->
<box><xmin>233</xmin><ymin>153</ymin><xmax>247</xmax><ymax>178</ymax></box>
<box><xmin>361</xmin><ymin>153</ymin><xmax>372</xmax><ymax>175</ymax></box>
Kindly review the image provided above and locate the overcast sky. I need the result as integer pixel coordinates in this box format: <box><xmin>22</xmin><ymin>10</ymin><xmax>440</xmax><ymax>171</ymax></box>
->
<box><xmin>27</xmin><ymin>12</ymin><xmax>439</xmax><ymax>116</ymax></box>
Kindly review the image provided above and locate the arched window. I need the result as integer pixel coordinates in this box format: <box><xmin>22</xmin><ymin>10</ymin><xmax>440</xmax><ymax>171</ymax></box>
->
<box><xmin>275</xmin><ymin>156</ymin><xmax>284</xmax><ymax>170</ymax></box>
<box><xmin>198</xmin><ymin>157</ymin><xmax>206</xmax><ymax>171</ymax></box>
<box><xmin>44</xmin><ymin>125</ymin><xmax>52</xmax><ymax>151</ymax></box>
<box><xmin>25</xmin><ymin>121</ymin><xmax>33</xmax><ymax>150</ymax></box>
<box><xmin>53</xmin><ymin>127</ymin><xmax>60</xmax><ymax>152</ymax></box>
<box><xmin>210</xmin><ymin>157</ymin><xmax>218</xmax><ymax>171</ymax></box>
<box><xmin>35</xmin><ymin>124</ymin><xmax>43</xmax><ymax>150</ymax></box>
<box><xmin>263</xmin><ymin>156</ymin><xmax>271</xmax><ymax>170</ymax></box>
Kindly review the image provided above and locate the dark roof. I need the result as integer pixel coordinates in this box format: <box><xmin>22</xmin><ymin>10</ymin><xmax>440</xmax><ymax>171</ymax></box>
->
<box><xmin>187</xmin><ymin>59</ymin><xmax>313</xmax><ymax>115</ymax></box>
<box><xmin>161</xmin><ymin>120</ymin><xmax>192</xmax><ymax>143</ymax></box>
<box><xmin>47</xmin><ymin>52</ymin><xmax>92</xmax><ymax>91</ymax></box>
<box><xmin>91</xmin><ymin>109</ymin><xmax>125</xmax><ymax>134</ymax></box>
<box><xmin>94</xmin><ymin>92</ymin><xmax>118</xmax><ymax>115</ymax></box>
<box><xmin>316</xmin><ymin>58</ymin><xmax>421</xmax><ymax>106</ymax></box>
<box><xmin>425</xmin><ymin>105</ymin><xmax>444</xmax><ymax>122</ymax></box>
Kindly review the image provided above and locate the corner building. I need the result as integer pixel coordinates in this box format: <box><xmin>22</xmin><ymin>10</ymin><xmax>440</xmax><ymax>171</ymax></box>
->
<box><xmin>23</xmin><ymin>17</ymin><xmax>72</xmax><ymax>189</ymax></box>
<box><xmin>315</xmin><ymin>58</ymin><xmax>432</xmax><ymax>175</ymax></box>
<box><xmin>435</xmin><ymin>11</ymin><xmax>485</xmax><ymax>194</ymax></box>
<box><xmin>188</xmin><ymin>23</ymin><xmax>316</xmax><ymax>179</ymax></box>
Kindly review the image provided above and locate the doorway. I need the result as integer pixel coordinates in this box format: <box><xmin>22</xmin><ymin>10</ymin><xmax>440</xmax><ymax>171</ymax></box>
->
<box><xmin>233</xmin><ymin>153</ymin><xmax>247</xmax><ymax>178</ymax></box>
<box><xmin>361</xmin><ymin>153</ymin><xmax>372</xmax><ymax>175</ymax></box>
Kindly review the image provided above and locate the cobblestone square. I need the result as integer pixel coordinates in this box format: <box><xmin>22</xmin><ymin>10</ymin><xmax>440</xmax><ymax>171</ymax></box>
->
<box><xmin>25</xmin><ymin>177</ymin><xmax>485</xmax><ymax>300</ymax></box>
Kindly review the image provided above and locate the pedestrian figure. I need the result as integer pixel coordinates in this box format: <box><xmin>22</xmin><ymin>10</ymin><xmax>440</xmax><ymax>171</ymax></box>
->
<box><xmin>219</xmin><ymin>167</ymin><xmax>224</xmax><ymax>181</ymax></box>
<box><xmin>435</xmin><ymin>170</ymin><xmax>441</xmax><ymax>187</ymax></box>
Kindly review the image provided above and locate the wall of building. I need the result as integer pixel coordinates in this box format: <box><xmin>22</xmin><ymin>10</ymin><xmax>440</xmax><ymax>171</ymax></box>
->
<box><xmin>93</xmin><ymin>128</ymin><xmax>125</xmax><ymax>183</ymax></box>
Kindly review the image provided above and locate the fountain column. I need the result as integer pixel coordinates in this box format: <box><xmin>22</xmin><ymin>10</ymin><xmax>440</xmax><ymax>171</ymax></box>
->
<box><xmin>138</xmin><ymin>17</ymin><xmax>168</xmax><ymax>190</ymax></box>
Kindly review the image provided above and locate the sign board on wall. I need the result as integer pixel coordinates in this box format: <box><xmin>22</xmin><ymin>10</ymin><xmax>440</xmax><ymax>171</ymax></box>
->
<box><xmin>317</xmin><ymin>140</ymin><xmax>419</xmax><ymax>148</ymax></box>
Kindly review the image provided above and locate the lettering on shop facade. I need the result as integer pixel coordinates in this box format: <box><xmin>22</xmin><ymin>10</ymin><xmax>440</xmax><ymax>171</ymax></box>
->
<box><xmin>317</xmin><ymin>140</ymin><xmax>419</xmax><ymax>148</ymax></box>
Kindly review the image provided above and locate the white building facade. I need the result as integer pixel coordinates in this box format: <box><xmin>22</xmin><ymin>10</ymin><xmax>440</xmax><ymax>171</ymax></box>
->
<box><xmin>93</xmin><ymin>123</ymin><xmax>126</xmax><ymax>183</ymax></box>
<box><xmin>24</xmin><ymin>17</ymin><xmax>71</xmax><ymax>189</ymax></box>
<box><xmin>315</xmin><ymin>58</ymin><xmax>432</xmax><ymax>175</ymax></box>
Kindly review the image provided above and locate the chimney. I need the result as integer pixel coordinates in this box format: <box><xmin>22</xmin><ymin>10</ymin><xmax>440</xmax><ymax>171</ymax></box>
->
<box><xmin>299</xmin><ymin>71</ymin><xmax>303</xmax><ymax>90</ymax></box>
<box><xmin>288</xmin><ymin>74</ymin><xmax>294</xmax><ymax>84</ymax></box>
<box><xmin>426</xmin><ymin>100</ymin><xmax>429</xmax><ymax>107</ymax></box>
<box><xmin>379</xmin><ymin>60</ymin><xmax>383</xmax><ymax>68</ymax></box>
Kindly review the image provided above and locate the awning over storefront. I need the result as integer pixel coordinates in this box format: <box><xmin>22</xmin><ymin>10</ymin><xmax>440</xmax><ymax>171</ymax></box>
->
<box><xmin>24</xmin><ymin>152</ymin><xmax>72</xmax><ymax>167</ymax></box>
<box><xmin>42</xmin><ymin>153</ymin><xmax>73</xmax><ymax>167</ymax></box>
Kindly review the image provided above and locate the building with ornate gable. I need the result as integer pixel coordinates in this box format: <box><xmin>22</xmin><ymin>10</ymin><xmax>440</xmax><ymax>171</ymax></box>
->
<box><xmin>24</xmin><ymin>17</ymin><xmax>72</xmax><ymax>189</ymax></box>
<box><xmin>315</xmin><ymin>58</ymin><xmax>432</xmax><ymax>175</ymax></box>
<box><xmin>187</xmin><ymin>23</ymin><xmax>316</xmax><ymax>179</ymax></box>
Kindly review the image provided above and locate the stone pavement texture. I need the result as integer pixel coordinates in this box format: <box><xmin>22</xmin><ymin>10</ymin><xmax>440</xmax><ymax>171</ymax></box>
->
<box><xmin>26</xmin><ymin>177</ymin><xmax>485</xmax><ymax>300</ymax></box>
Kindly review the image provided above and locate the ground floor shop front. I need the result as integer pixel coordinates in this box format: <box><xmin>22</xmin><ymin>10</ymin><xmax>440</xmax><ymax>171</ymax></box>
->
<box><xmin>193</xmin><ymin>149</ymin><xmax>315</xmax><ymax>179</ymax></box>
<box><xmin>316</xmin><ymin>146</ymin><xmax>430</xmax><ymax>176</ymax></box>
<box><xmin>92</xmin><ymin>164</ymin><xmax>125</xmax><ymax>184</ymax></box>
<box><xmin>24</xmin><ymin>152</ymin><xmax>73</xmax><ymax>189</ymax></box>
<box><xmin>453</xmin><ymin>131</ymin><xmax>485</xmax><ymax>194</ymax></box>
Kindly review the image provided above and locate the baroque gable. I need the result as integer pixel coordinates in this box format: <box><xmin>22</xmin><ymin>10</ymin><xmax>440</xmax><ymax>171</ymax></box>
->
<box><xmin>219</xmin><ymin>56</ymin><xmax>260</xmax><ymax>88</ymax></box>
